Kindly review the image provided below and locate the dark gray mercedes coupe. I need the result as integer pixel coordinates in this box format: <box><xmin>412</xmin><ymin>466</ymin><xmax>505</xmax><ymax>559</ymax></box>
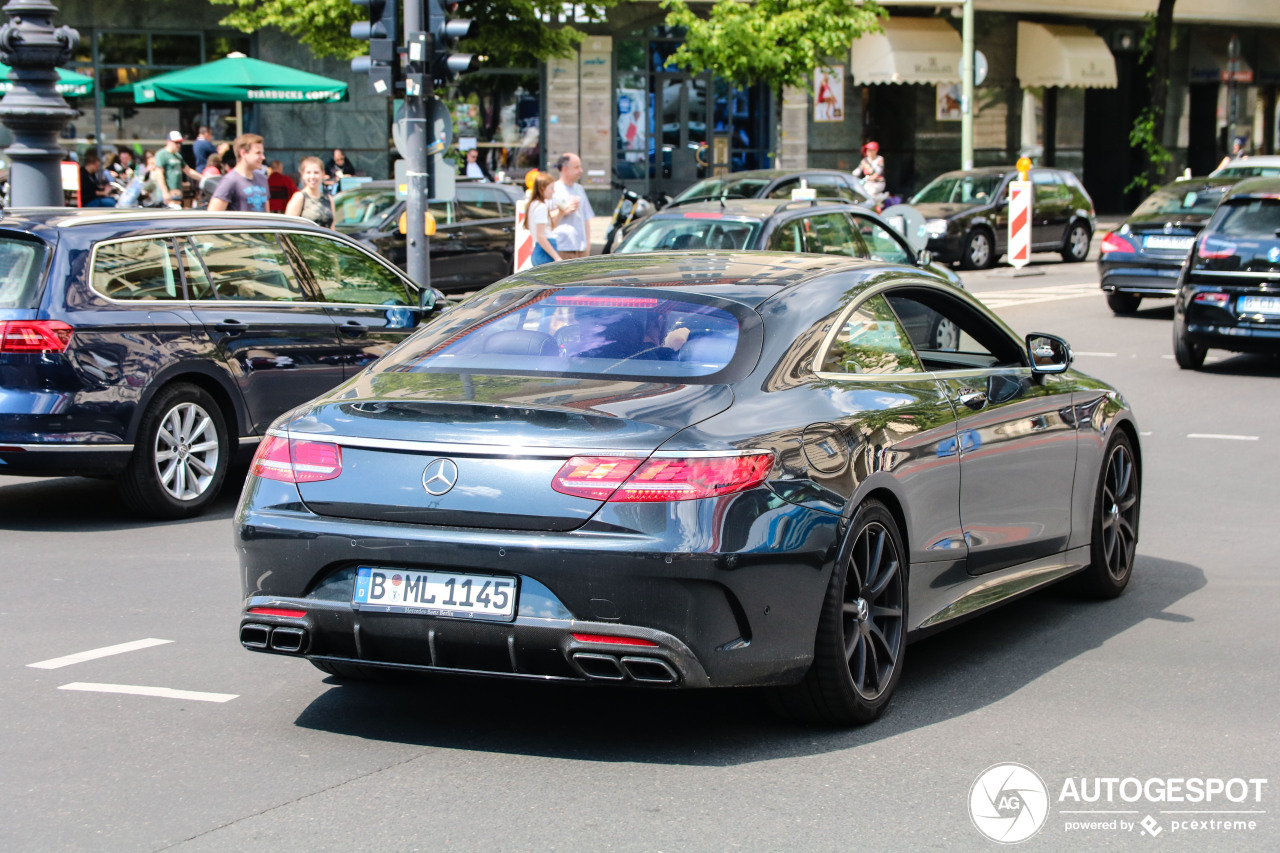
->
<box><xmin>236</xmin><ymin>253</ymin><xmax>1141</xmax><ymax>725</ymax></box>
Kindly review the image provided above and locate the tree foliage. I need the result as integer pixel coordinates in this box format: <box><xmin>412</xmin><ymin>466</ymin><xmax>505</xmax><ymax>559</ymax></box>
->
<box><xmin>660</xmin><ymin>0</ymin><xmax>886</xmax><ymax>93</ymax></box>
<box><xmin>207</xmin><ymin>0</ymin><xmax>618</xmax><ymax>67</ymax></box>
<box><xmin>1127</xmin><ymin>3</ymin><xmax>1176</xmax><ymax>195</ymax></box>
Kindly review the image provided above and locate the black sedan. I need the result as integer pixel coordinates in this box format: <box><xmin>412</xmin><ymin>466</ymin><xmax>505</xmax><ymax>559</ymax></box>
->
<box><xmin>1173</xmin><ymin>177</ymin><xmax>1280</xmax><ymax>369</ymax></box>
<box><xmin>334</xmin><ymin>180</ymin><xmax>524</xmax><ymax>292</ymax></box>
<box><xmin>1098</xmin><ymin>177</ymin><xmax>1235</xmax><ymax>314</ymax></box>
<box><xmin>237</xmin><ymin>253</ymin><xmax>1141</xmax><ymax>726</ymax></box>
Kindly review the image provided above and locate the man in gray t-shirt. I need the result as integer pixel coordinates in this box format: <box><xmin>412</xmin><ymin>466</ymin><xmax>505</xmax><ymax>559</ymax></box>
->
<box><xmin>209</xmin><ymin>133</ymin><xmax>270</xmax><ymax>213</ymax></box>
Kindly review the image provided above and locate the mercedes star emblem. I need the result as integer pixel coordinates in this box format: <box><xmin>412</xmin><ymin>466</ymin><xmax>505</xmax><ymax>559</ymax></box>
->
<box><xmin>421</xmin><ymin>458</ymin><xmax>459</xmax><ymax>496</ymax></box>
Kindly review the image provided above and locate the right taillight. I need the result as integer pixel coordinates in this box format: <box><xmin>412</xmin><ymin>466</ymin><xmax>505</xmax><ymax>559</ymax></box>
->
<box><xmin>1192</xmin><ymin>292</ymin><xmax>1230</xmax><ymax>308</ymax></box>
<box><xmin>250</xmin><ymin>435</ymin><xmax>342</xmax><ymax>484</ymax></box>
<box><xmin>1197</xmin><ymin>235</ymin><xmax>1237</xmax><ymax>259</ymax></box>
<box><xmin>552</xmin><ymin>452</ymin><xmax>774</xmax><ymax>502</ymax></box>
<box><xmin>0</xmin><ymin>320</ymin><xmax>74</xmax><ymax>353</ymax></box>
<box><xmin>1099</xmin><ymin>232</ymin><xmax>1134</xmax><ymax>255</ymax></box>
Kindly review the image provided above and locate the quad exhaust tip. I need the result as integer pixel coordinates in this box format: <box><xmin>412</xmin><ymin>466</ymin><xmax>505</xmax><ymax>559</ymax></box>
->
<box><xmin>240</xmin><ymin>623</ymin><xmax>308</xmax><ymax>655</ymax></box>
<box><xmin>572</xmin><ymin>652</ymin><xmax>677</xmax><ymax>684</ymax></box>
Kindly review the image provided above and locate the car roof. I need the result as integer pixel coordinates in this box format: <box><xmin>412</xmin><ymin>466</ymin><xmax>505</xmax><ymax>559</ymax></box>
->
<box><xmin>698</xmin><ymin>169</ymin><xmax>855</xmax><ymax>182</ymax></box>
<box><xmin>0</xmin><ymin>207</ymin><xmax>340</xmax><ymax>243</ymax></box>
<box><xmin>1210</xmin><ymin>155</ymin><xmax>1280</xmax><ymax>174</ymax></box>
<box><xmin>502</xmin><ymin>251</ymin><xmax>914</xmax><ymax>306</ymax></box>
<box><xmin>646</xmin><ymin>199</ymin><xmax>865</xmax><ymax>220</ymax></box>
<box><xmin>1223</xmin><ymin>176</ymin><xmax>1280</xmax><ymax>198</ymax></box>
<box><xmin>1157</xmin><ymin>176</ymin><xmax>1239</xmax><ymax>191</ymax></box>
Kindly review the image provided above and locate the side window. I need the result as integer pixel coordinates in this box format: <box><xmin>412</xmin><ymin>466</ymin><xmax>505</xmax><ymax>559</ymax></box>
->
<box><xmin>765</xmin><ymin>178</ymin><xmax>800</xmax><ymax>199</ymax></box>
<box><xmin>179</xmin><ymin>239</ymin><xmax>215</xmax><ymax>300</ymax></box>
<box><xmin>455</xmin><ymin>187</ymin><xmax>503</xmax><ymax>220</ymax></box>
<box><xmin>852</xmin><ymin>215</ymin><xmax>912</xmax><ymax>264</ymax></box>
<box><xmin>190</xmin><ymin>232</ymin><xmax>306</xmax><ymax>302</ymax></box>
<box><xmin>766</xmin><ymin>220</ymin><xmax>802</xmax><ymax>252</ymax></box>
<box><xmin>820</xmin><ymin>294</ymin><xmax>923</xmax><ymax>375</ymax></box>
<box><xmin>290</xmin><ymin>234</ymin><xmax>413</xmax><ymax>305</ymax></box>
<box><xmin>807</xmin><ymin>175</ymin><xmax>855</xmax><ymax>201</ymax></box>
<box><xmin>1032</xmin><ymin>171</ymin><xmax>1062</xmax><ymax>204</ymax></box>
<box><xmin>91</xmin><ymin>238</ymin><xmax>181</xmax><ymax>301</ymax></box>
<box><xmin>802</xmin><ymin>212</ymin><xmax>869</xmax><ymax>258</ymax></box>
<box><xmin>884</xmin><ymin>288</ymin><xmax>1025</xmax><ymax>371</ymax></box>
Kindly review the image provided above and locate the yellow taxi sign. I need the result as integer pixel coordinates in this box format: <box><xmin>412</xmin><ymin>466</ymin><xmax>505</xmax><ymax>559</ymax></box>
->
<box><xmin>1016</xmin><ymin>156</ymin><xmax>1033</xmax><ymax>181</ymax></box>
<box><xmin>398</xmin><ymin>210</ymin><xmax>437</xmax><ymax>236</ymax></box>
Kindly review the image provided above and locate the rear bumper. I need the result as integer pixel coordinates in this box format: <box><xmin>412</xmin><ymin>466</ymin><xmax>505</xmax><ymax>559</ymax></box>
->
<box><xmin>236</xmin><ymin>480</ymin><xmax>842</xmax><ymax>689</ymax></box>
<box><xmin>1099</xmin><ymin>260</ymin><xmax>1181</xmax><ymax>296</ymax></box>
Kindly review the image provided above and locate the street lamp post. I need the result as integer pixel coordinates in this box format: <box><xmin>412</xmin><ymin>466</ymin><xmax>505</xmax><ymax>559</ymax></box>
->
<box><xmin>0</xmin><ymin>0</ymin><xmax>79</xmax><ymax>207</ymax></box>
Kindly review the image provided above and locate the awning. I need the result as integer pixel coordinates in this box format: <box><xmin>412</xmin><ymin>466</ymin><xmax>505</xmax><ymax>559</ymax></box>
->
<box><xmin>128</xmin><ymin>55</ymin><xmax>347</xmax><ymax>104</ymax></box>
<box><xmin>0</xmin><ymin>64</ymin><xmax>94</xmax><ymax>97</ymax></box>
<box><xmin>850</xmin><ymin>18</ymin><xmax>962</xmax><ymax>86</ymax></box>
<box><xmin>1016</xmin><ymin>22</ymin><xmax>1117</xmax><ymax>89</ymax></box>
<box><xmin>1189</xmin><ymin>33</ymin><xmax>1254</xmax><ymax>85</ymax></box>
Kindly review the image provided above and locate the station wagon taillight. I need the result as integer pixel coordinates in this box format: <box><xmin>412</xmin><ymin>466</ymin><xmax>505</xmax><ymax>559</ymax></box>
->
<box><xmin>250</xmin><ymin>435</ymin><xmax>343</xmax><ymax>484</ymax></box>
<box><xmin>552</xmin><ymin>452</ymin><xmax>774</xmax><ymax>502</ymax></box>
<box><xmin>0</xmin><ymin>320</ymin><xmax>74</xmax><ymax>353</ymax></box>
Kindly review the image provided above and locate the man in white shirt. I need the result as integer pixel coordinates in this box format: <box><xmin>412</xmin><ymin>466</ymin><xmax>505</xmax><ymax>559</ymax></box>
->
<box><xmin>550</xmin><ymin>152</ymin><xmax>594</xmax><ymax>258</ymax></box>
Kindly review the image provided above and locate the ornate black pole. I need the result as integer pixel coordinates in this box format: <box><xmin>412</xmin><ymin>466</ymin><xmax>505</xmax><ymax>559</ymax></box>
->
<box><xmin>0</xmin><ymin>0</ymin><xmax>79</xmax><ymax>207</ymax></box>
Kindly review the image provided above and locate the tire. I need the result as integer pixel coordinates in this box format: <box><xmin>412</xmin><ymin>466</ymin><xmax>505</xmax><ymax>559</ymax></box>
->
<box><xmin>771</xmin><ymin>499</ymin><xmax>907</xmax><ymax>725</ymax></box>
<box><xmin>1172</xmin><ymin>317</ymin><xmax>1207</xmax><ymax>370</ymax></box>
<box><xmin>118</xmin><ymin>383</ymin><xmax>230</xmax><ymax>519</ymax></box>
<box><xmin>1061</xmin><ymin>222</ymin><xmax>1091</xmax><ymax>262</ymax></box>
<box><xmin>1076</xmin><ymin>432</ymin><xmax>1140</xmax><ymax>599</ymax></box>
<box><xmin>1106</xmin><ymin>292</ymin><xmax>1142</xmax><ymax>315</ymax></box>
<box><xmin>929</xmin><ymin>315</ymin><xmax>961</xmax><ymax>351</ymax></box>
<box><xmin>958</xmin><ymin>228</ymin><xmax>995</xmax><ymax>270</ymax></box>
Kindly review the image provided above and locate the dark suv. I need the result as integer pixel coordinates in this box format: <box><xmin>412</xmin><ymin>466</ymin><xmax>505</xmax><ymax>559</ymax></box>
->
<box><xmin>0</xmin><ymin>208</ymin><xmax>439</xmax><ymax>517</ymax></box>
<box><xmin>334</xmin><ymin>180</ymin><xmax>524</xmax><ymax>292</ymax></box>
<box><xmin>1172</xmin><ymin>178</ymin><xmax>1280</xmax><ymax>369</ymax></box>
<box><xmin>912</xmin><ymin>167</ymin><xmax>1096</xmax><ymax>269</ymax></box>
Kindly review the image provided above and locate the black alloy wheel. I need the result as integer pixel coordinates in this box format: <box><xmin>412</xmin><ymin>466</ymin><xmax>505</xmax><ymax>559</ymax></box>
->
<box><xmin>1077</xmin><ymin>432</ymin><xmax>1140</xmax><ymax>599</ymax></box>
<box><xmin>1061</xmin><ymin>223</ymin><xmax>1092</xmax><ymax>262</ymax></box>
<box><xmin>959</xmin><ymin>228</ymin><xmax>995</xmax><ymax>270</ymax></box>
<box><xmin>1106</xmin><ymin>292</ymin><xmax>1143</xmax><ymax>315</ymax></box>
<box><xmin>771</xmin><ymin>499</ymin><xmax>907</xmax><ymax>725</ymax></box>
<box><xmin>1172</xmin><ymin>315</ymin><xmax>1207</xmax><ymax>369</ymax></box>
<box><xmin>119</xmin><ymin>383</ymin><xmax>230</xmax><ymax>519</ymax></box>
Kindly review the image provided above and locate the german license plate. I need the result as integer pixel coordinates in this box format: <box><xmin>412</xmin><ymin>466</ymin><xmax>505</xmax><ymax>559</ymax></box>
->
<box><xmin>353</xmin><ymin>566</ymin><xmax>517</xmax><ymax>621</ymax></box>
<box><xmin>1239</xmin><ymin>295</ymin><xmax>1280</xmax><ymax>315</ymax></box>
<box><xmin>1143</xmin><ymin>235</ymin><xmax>1194</xmax><ymax>251</ymax></box>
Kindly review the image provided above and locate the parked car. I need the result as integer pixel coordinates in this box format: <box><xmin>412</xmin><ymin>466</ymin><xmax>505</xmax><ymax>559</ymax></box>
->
<box><xmin>236</xmin><ymin>252</ymin><xmax>1141</xmax><ymax>726</ymax></box>
<box><xmin>1098</xmin><ymin>176</ymin><xmax>1236</xmax><ymax>314</ymax></box>
<box><xmin>912</xmin><ymin>166</ymin><xmax>1096</xmax><ymax>269</ymax></box>
<box><xmin>614</xmin><ymin>169</ymin><xmax>874</xmax><ymax>245</ymax></box>
<box><xmin>1172</xmin><ymin>177</ymin><xmax>1280</xmax><ymax>369</ymax></box>
<box><xmin>1209</xmin><ymin>155</ymin><xmax>1280</xmax><ymax>181</ymax></box>
<box><xmin>0</xmin><ymin>208</ymin><xmax>442</xmax><ymax>518</ymax></box>
<box><xmin>334</xmin><ymin>179</ymin><xmax>524</xmax><ymax>293</ymax></box>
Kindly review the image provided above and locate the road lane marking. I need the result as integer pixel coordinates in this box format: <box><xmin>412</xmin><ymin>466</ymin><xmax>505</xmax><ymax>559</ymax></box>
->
<box><xmin>58</xmin><ymin>683</ymin><xmax>238</xmax><ymax>703</ymax></box>
<box><xmin>28</xmin><ymin>638</ymin><xmax>173</xmax><ymax>670</ymax></box>
<box><xmin>972</xmin><ymin>282</ymin><xmax>1100</xmax><ymax>309</ymax></box>
<box><xmin>1186</xmin><ymin>433</ymin><xmax>1259</xmax><ymax>441</ymax></box>
<box><xmin>1073</xmin><ymin>351</ymin><xmax>1117</xmax><ymax>357</ymax></box>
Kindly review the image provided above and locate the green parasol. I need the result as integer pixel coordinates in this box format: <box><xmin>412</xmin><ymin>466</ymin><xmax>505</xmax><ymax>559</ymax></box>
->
<box><xmin>0</xmin><ymin>64</ymin><xmax>94</xmax><ymax>97</ymax></box>
<box><xmin>129</xmin><ymin>54</ymin><xmax>347</xmax><ymax>106</ymax></box>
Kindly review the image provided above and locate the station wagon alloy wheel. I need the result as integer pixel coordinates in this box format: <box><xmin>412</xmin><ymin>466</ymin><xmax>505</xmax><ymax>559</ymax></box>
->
<box><xmin>120</xmin><ymin>383</ymin><xmax>229</xmax><ymax>519</ymax></box>
<box><xmin>154</xmin><ymin>402</ymin><xmax>221</xmax><ymax>502</ymax></box>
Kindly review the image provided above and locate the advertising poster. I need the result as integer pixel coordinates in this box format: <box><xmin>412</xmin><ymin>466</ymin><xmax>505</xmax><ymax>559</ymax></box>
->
<box><xmin>814</xmin><ymin>65</ymin><xmax>844</xmax><ymax>122</ymax></box>
<box><xmin>937</xmin><ymin>83</ymin><xmax>963</xmax><ymax>121</ymax></box>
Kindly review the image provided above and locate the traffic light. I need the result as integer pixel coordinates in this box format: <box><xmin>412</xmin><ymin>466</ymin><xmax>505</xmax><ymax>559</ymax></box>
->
<box><xmin>350</xmin><ymin>0</ymin><xmax>399</xmax><ymax>96</ymax></box>
<box><xmin>428</xmin><ymin>0</ymin><xmax>480</xmax><ymax>87</ymax></box>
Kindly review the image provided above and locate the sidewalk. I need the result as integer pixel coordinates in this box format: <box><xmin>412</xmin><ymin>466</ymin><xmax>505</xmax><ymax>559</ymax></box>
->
<box><xmin>588</xmin><ymin>215</ymin><xmax>612</xmax><ymax>254</ymax></box>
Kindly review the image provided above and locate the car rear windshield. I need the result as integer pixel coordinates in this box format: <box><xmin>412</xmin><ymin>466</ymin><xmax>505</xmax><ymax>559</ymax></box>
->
<box><xmin>1210</xmin><ymin>197</ymin><xmax>1280</xmax><ymax>237</ymax></box>
<box><xmin>617</xmin><ymin>217</ymin><xmax>760</xmax><ymax>253</ymax></box>
<box><xmin>1133</xmin><ymin>185</ymin><xmax>1230</xmax><ymax>218</ymax></box>
<box><xmin>911</xmin><ymin>174</ymin><xmax>1003</xmax><ymax>205</ymax></box>
<box><xmin>333</xmin><ymin>188</ymin><xmax>399</xmax><ymax>232</ymax></box>
<box><xmin>378</xmin><ymin>286</ymin><xmax>752</xmax><ymax>381</ymax></box>
<box><xmin>0</xmin><ymin>237</ymin><xmax>49</xmax><ymax>309</ymax></box>
<box><xmin>671</xmin><ymin>176</ymin><xmax>772</xmax><ymax>204</ymax></box>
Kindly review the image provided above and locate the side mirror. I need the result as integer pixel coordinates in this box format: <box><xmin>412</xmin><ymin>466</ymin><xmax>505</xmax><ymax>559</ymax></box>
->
<box><xmin>417</xmin><ymin>285</ymin><xmax>436</xmax><ymax>311</ymax></box>
<box><xmin>1026</xmin><ymin>332</ymin><xmax>1072</xmax><ymax>374</ymax></box>
<box><xmin>915</xmin><ymin>248</ymin><xmax>932</xmax><ymax>267</ymax></box>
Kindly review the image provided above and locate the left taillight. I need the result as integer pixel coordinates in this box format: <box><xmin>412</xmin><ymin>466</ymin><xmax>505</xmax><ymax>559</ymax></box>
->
<box><xmin>0</xmin><ymin>320</ymin><xmax>74</xmax><ymax>353</ymax></box>
<box><xmin>552</xmin><ymin>452</ymin><xmax>774</xmax><ymax>502</ymax></box>
<box><xmin>250</xmin><ymin>435</ymin><xmax>342</xmax><ymax>484</ymax></box>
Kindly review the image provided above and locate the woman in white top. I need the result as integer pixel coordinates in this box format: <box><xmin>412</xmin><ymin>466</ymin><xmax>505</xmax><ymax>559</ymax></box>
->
<box><xmin>854</xmin><ymin>140</ymin><xmax>886</xmax><ymax>201</ymax></box>
<box><xmin>528</xmin><ymin>171</ymin><xmax>562</xmax><ymax>265</ymax></box>
<box><xmin>285</xmin><ymin>156</ymin><xmax>335</xmax><ymax>228</ymax></box>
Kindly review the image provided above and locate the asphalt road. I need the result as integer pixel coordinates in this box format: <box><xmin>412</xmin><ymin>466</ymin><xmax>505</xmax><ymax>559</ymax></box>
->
<box><xmin>2</xmin><ymin>248</ymin><xmax>1277</xmax><ymax>852</ymax></box>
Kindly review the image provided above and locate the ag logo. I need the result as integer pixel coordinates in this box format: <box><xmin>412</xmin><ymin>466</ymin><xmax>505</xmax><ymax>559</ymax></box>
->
<box><xmin>969</xmin><ymin>763</ymin><xmax>1049</xmax><ymax>844</ymax></box>
<box><xmin>421</xmin><ymin>458</ymin><xmax>458</xmax><ymax>496</ymax></box>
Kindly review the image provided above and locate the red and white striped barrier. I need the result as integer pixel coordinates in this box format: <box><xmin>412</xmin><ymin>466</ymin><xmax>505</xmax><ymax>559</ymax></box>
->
<box><xmin>1007</xmin><ymin>179</ymin><xmax>1032</xmax><ymax>268</ymax></box>
<box><xmin>514</xmin><ymin>199</ymin><xmax>534</xmax><ymax>272</ymax></box>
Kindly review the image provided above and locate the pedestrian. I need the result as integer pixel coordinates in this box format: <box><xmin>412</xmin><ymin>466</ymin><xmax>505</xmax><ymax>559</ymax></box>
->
<box><xmin>461</xmin><ymin>147</ymin><xmax>493</xmax><ymax>181</ymax></box>
<box><xmin>156</xmin><ymin>131</ymin><xmax>202</xmax><ymax>209</ymax></box>
<box><xmin>267</xmin><ymin>159</ymin><xmax>298</xmax><ymax>213</ymax></box>
<box><xmin>527</xmin><ymin>171</ymin><xmax>562</xmax><ymax>265</ymax></box>
<box><xmin>549</xmin><ymin>152</ymin><xmax>594</xmax><ymax>258</ymax></box>
<box><xmin>78</xmin><ymin>151</ymin><xmax>116</xmax><ymax>207</ymax></box>
<box><xmin>201</xmin><ymin>153</ymin><xmax>224</xmax><ymax>178</ymax></box>
<box><xmin>192</xmin><ymin>125</ymin><xmax>217</xmax><ymax>173</ymax></box>
<box><xmin>854</xmin><ymin>141</ymin><xmax>886</xmax><ymax>202</ymax></box>
<box><xmin>109</xmin><ymin>149</ymin><xmax>134</xmax><ymax>182</ymax></box>
<box><xmin>325</xmin><ymin>148</ymin><xmax>352</xmax><ymax>192</ymax></box>
<box><xmin>285</xmin><ymin>156</ymin><xmax>335</xmax><ymax>228</ymax></box>
<box><xmin>207</xmin><ymin>133</ymin><xmax>269</xmax><ymax>213</ymax></box>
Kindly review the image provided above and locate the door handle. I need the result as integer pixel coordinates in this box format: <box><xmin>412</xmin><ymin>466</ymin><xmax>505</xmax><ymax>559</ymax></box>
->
<box><xmin>956</xmin><ymin>390</ymin><xmax>988</xmax><ymax>411</ymax></box>
<box><xmin>214</xmin><ymin>319</ymin><xmax>246</xmax><ymax>335</ymax></box>
<box><xmin>338</xmin><ymin>321</ymin><xmax>367</xmax><ymax>337</ymax></box>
